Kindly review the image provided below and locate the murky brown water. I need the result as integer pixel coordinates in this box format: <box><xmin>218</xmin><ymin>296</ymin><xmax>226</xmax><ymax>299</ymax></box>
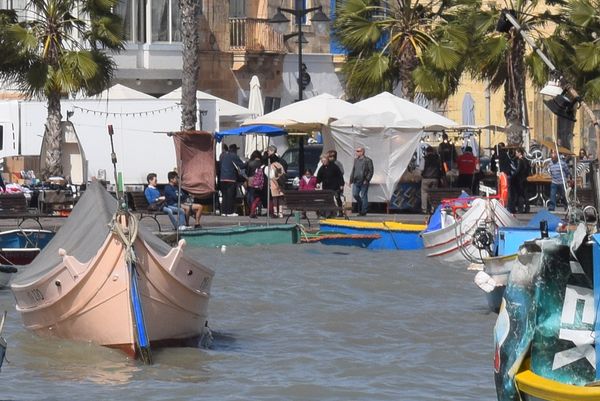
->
<box><xmin>0</xmin><ymin>245</ymin><xmax>497</xmax><ymax>400</ymax></box>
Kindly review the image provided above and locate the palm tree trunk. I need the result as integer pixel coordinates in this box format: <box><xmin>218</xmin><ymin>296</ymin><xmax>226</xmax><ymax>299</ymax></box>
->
<box><xmin>43</xmin><ymin>92</ymin><xmax>63</xmax><ymax>179</ymax></box>
<box><xmin>504</xmin><ymin>34</ymin><xmax>526</xmax><ymax>146</ymax></box>
<box><xmin>180</xmin><ymin>0</ymin><xmax>199</xmax><ymax>131</ymax></box>
<box><xmin>398</xmin><ymin>50</ymin><xmax>418</xmax><ymax>100</ymax></box>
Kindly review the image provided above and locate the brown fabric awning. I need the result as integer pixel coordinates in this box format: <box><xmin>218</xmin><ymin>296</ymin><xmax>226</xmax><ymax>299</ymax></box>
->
<box><xmin>173</xmin><ymin>131</ymin><xmax>215</xmax><ymax>197</ymax></box>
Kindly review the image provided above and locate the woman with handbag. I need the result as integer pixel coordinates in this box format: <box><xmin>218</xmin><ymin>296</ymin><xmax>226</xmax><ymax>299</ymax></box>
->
<box><xmin>246</xmin><ymin>151</ymin><xmax>265</xmax><ymax>218</ymax></box>
<box><xmin>219</xmin><ymin>144</ymin><xmax>245</xmax><ymax>217</ymax></box>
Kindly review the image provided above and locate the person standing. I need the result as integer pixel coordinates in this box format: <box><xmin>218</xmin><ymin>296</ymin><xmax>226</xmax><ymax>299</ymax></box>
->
<box><xmin>507</xmin><ymin>148</ymin><xmax>530</xmax><ymax>213</ymax></box>
<box><xmin>317</xmin><ymin>155</ymin><xmax>345</xmax><ymax>218</ymax></box>
<box><xmin>219</xmin><ymin>144</ymin><xmax>245</xmax><ymax>217</ymax></box>
<box><xmin>438</xmin><ymin>133</ymin><xmax>457</xmax><ymax>172</ymax></box>
<box><xmin>144</xmin><ymin>172</ymin><xmax>186</xmax><ymax>230</ymax></box>
<box><xmin>421</xmin><ymin>146</ymin><xmax>444</xmax><ymax>214</ymax></box>
<box><xmin>349</xmin><ymin>147</ymin><xmax>374</xmax><ymax>216</ymax></box>
<box><xmin>457</xmin><ymin>146</ymin><xmax>479</xmax><ymax>194</ymax></box>
<box><xmin>327</xmin><ymin>150</ymin><xmax>345</xmax><ymax>215</ymax></box>
<box><xmin>164</xmin><ymin>171</ymin><xmax>203</xmax><ymax>228</ymax></box>
<box><xmin>547</xmin><ymin>149</ymin><xmax>570</xmax><ymax>211</ymax></box>
<box><xmin>246</xmin><ymin>150</ymin><xmax>263</xmax><ymax>217</ymax></box>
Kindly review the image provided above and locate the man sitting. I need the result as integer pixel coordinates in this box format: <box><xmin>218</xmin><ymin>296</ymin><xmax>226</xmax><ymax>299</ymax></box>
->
<box><xmin>144</xmin><ymin>172</ymin><xmax>187</xmax><ymax>230</ymax></box>
<box><xmin>164</xmin><ymin>171</ymin><xmax>203</xmax><ymax>228</ymax></box>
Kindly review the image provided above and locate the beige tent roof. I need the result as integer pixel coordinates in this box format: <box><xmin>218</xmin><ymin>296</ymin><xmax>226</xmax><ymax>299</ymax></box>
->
<box><xmin>93</xmin><ymin>84</ymin><xmax>156</xmax><ymax>100</ymax></box>
<box><xmin>242</xmin><ymin>93</ymin><xmax>362</xmax><ymax>132</ymax></box>
<box><xmin>160</xmin><ymin>87</ymin><xmax>252</xmax><ymax>120</ymax></box>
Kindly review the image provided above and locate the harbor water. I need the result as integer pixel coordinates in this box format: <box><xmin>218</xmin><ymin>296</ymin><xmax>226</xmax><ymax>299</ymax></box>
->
<box><xmin>0</xmin><ymin>244</ymin><xmax>497</xmax><ymax>400</ymax></box>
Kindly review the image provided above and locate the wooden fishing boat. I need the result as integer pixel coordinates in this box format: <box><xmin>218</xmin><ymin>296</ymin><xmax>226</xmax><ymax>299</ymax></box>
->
<box><xmin>318</xmin><ymin>219</ymin><xmax>425</xmax><ymax>250</ymax></box>
<box><xmin>420</xmin><ymin>198</ymin><xmax>520</xmax><ymax>264</ymax></box>
<box><xmin>0</xmin><ymin>229</ymin><xmax>55</xmax><ymax>288</ymax></box>
<box><xmin>10</xmin><ymin>182</ymin><xmax>214</xmax><ymax>360</ymax></box>
<box><xmin>175</xmin><ymin>224</ymin><xmax>300</xmax><ymax>247</ymax></box>
<box><xmin>300</xmin><ymin>231</ymin><xmax>381</xmax><ymax>247</ymax></box>
<box><xmin>515</xmin><ymin>358</ymin><xmax>600</xmax><ymax>401</ymax></box>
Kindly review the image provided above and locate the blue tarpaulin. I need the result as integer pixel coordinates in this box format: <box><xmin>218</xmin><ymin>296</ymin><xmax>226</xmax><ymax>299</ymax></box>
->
<box><xmin>526</xmin><ymin>209</ymin><xmax>562</xmax><ymax>231</ymax></box>
<box><xmin>215</xmin><ymin>125</ymin><xmax>287</xmax><ymax>142</ymax></box>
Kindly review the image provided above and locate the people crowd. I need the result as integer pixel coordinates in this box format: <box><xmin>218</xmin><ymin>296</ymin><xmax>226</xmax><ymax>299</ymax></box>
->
<box><xmin>142</xmin><ymin>135</ymin><xmax>587</xmax><ymax>232</ymax></box>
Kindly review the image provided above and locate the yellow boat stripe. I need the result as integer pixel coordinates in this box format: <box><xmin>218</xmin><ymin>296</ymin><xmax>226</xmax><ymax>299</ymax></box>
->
<box><xmin>319</xmin><ymin>219</ymin><xmax>426</xmax><ymax>232</ymax></box>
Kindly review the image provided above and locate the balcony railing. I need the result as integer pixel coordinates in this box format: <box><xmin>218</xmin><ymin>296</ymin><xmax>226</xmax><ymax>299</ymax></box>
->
<box><xmin>229</xmin><ymin>18</ymin><xmax>285</xmax><ymax>53</ymax></box>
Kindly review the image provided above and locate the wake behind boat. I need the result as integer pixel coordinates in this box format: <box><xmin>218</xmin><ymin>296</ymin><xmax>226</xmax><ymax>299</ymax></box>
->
<box><xmin>10</xmin><ymin>182</ymin><xmax>214</xmax><ymax>359</ymax></box>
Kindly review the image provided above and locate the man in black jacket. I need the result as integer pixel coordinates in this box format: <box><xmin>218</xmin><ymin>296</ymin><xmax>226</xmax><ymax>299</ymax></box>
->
<box><xmin>508</xmin><ymin>147</ymin><xmax>530</xmax><ymax>213</ymax></box>
<box><xmin>421</xmin><ymin>146</ymin><xmax>444</xmax><ymax>214</ymax></box>
<box><xmin>317</xmin><ymin>155</ymin><xmax>345</xmax><ymax>217</ymax></box>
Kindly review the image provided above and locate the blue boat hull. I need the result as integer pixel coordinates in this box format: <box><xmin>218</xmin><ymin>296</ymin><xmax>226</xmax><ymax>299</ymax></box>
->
<box><xmin>319</xmin><ymin>223</ymin><xmax>423</xmax><ymax>250</ymax></box>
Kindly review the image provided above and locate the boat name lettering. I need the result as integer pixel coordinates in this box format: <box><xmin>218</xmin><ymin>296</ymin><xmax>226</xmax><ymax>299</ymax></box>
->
<box><xmin>552</xmin><ymin>284</ymin><xmax>595</xmax><ymax>370</ymax></box>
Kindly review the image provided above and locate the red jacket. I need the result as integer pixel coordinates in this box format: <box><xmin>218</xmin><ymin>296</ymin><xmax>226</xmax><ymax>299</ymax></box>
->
<box><xmin>457</xmin><ymin>152</ymin><xmax>478</xmax><ymax>175</ymax></box>
<box><xmin>299</xmin><ymin>176</ymin><xmax>317</xmax><ymax>191</ymax></box>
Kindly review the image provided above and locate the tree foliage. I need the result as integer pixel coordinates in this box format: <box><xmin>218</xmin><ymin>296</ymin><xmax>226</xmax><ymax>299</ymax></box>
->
<box><xmin>0</xmin><ymin>0</ymin><xmax>123</xmax><ymax>177</ymax></box>
<box><xmin>333</xmin><ymin>0</ymin><xmax>473</xmax><ymax>101</ymax></box>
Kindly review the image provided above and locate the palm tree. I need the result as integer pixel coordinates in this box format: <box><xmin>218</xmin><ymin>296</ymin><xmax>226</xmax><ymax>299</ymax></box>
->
<box><xmin>332</xmin><ymin>0</ymin><xmax>471</xmax><ymax>101</ymax></box>
<box><xmin>179</xmin><ymin>0</ymin><xmax>200</xmax><ymax>131</ymax></box>
<box><xmin>0</xmin><ymin>0</ymin><xmax>123</xmax><ymax>178</ymax></box>
<box><xmin>536</xmin><ymin>0</ymin><xmax>600</xmax><ymax>102</ymax></box>
<box><xmin>466</xmin><ymin>1</ymin><xmax>561</xmax><ymax>145</ymax></box>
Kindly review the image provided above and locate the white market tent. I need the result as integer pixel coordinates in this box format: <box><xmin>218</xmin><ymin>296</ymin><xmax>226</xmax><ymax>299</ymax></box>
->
<box><xmin>96</xmin><ymin>84</ymin><xmax>156</xmax><ymax>100</ymax></box>
<box><xmin>242</xmin><ymin>93</ymin><xmax>362</xmax><ymax>132</ymax></box>
<box><xmin>160</xmin><ymin>87</ymin><xmax>253</xmax><ymax>127</ymax></box>
<box><xmin>328</xmin><ymin>92</ymin><xmax>458</xmax><ymax>203</ymax></box>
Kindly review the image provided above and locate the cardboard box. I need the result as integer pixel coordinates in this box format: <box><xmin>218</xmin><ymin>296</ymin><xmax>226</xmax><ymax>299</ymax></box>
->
<box><xmin>5</xmin><ymin>156</ymin><xmax>40</xmax><ymax>180</ymax></box>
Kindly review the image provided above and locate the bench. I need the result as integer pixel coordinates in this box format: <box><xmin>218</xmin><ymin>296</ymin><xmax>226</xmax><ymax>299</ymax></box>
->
<box><xmin>283</xmin><ymin>190</ymin><xmax>348</xmax><ymax>227</ymax></box>
<box><xmin>129</xmin><ymin>192</ymin><xmax>164</xmax><ymax>231</ymax></box>
<box><xmin>0</xmin><ymin>193</ymin><xmax>44</xmax><ymax>229</ymax></box>
<box><xmin>426</xmin><ymin>187</ymin><xmax>471</xmax><ymax>211</ymax></box>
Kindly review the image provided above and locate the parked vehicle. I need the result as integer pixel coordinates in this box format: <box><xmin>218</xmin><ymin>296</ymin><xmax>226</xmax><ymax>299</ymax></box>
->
<box><xmin>280</xmin><ymin>144</ymin><xmax>323</xmax><ymax>189</ymax></box>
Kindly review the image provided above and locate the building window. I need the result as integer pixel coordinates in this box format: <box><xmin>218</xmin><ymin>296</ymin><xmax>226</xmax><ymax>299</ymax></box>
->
<box><xmin>229</xmin><ymin>0</ymin><xmax>245</xmax><ymax>17</ymax></box>
<box><xmin>264</xmin><ymin>97</ymin><xmax>281</xmax><ymax>113</ymax></box>
<box><xmin>115</xmin><ymin>0</ymin><xmax>145</xmax><ymax>42</ymax></box>
<box><xmin>152</xmin><ymin>0</ymin><xmax>181</xmax><ymax>42</ymax></box>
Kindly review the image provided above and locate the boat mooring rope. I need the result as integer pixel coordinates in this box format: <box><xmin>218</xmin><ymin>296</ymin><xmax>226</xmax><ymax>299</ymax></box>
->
<box><xmin>111</xmin><ymin>210</ymin><xmax>139</xmax><ymax>265</ymax></box>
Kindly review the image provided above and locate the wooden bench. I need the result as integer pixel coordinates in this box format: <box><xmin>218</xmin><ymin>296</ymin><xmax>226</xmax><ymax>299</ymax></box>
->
<box><xmin>129</xmin><ymin>192</ymin><xmax>164</xmax><ymax>231</ymax></box>
<box><xmin>426</xmin><ymin>187</ymin><xmax>471</xmax><ymax>211</ymax></box>
<box><xmin>0</xmin><ymin>193</ymin><xmax>44</xmax><ymax>229</ymax></box>
<box><xmin>283</xmin><ymin>190</ymin><xmax>348</xmax><ymax>227</ymax></box>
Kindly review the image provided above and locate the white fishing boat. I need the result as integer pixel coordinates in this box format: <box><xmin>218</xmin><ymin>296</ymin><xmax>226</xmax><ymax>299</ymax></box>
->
<box><xmin>421</xmin><ymin>198</ymin><xmax>520</xmax><ymax>264</ymax></box>
<box><xmin>10</xmin><ymin>182</ymin><xmax>214</xmax><ymax>361</ymax></box>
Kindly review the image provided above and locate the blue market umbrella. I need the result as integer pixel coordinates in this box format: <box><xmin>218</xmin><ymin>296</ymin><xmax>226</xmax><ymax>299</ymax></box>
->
<box><xmin>215</xmin><ymin>125</ymin><xmax>287</xmax><ymax>142</ymax></box>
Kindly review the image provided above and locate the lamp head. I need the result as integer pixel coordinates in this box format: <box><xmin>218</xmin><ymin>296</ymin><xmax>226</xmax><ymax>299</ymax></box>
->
<box><xmin>540</xmin><ymin>79</ymin><xmax>564</xmax><ymax>97</ymax></box>
<box><xmin>311</xmin><ymin>6</ymin><xmax>330</xmax><ymax>34</ymax></box>
<box><xmin>543</xmin><ymin>94</ymin><xmax>577</xmax><ymax>122</ymax></box>
<box><xmin>269</xmin><ymin>8</ymin><xmax>290</xmax><ymax>34</ymax></box>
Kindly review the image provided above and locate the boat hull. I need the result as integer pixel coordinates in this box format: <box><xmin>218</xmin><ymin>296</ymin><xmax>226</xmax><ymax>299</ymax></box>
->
<box><xmin>421</xmin><ymin>198</ymin><xmax>519</xmax><ymax>264</ymax></box>
<box><xmin>0</xmin><ymin>229</ymin><xmax>55</xmax><ymax>288</ymax></box>
<box><xmin>11</xmin><ymin>233</ymin><xmax>213</xmax><ymax>355</ymax></box>
<box><xmin>318</xmin><ymin>219</ymin><xmax>425</xmax><ymax>250</ymax></box>
<box><xmin>179</xmin><ymin>224</ymin><xmax>300</xmax><ymax>247</ymax></box>
<box><xmin>515</xmin><ymin>359</ymin><xmax>600</xmax><ymax>401</ymax></box>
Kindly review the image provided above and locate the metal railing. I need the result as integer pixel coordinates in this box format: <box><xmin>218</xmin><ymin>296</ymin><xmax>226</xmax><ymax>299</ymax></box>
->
<box><xmin>229</xmin><ymin>18</ymin><xmax>285</xmax><ymax>52</ymax></box>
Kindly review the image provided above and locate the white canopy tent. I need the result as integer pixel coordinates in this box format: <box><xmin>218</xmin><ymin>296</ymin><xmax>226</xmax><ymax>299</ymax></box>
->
<box><xmin>328</xmin><ymin>93</ymin><xmax>458</xmax><ymax>204</ymax></box>
<box><xmin>160</xmin><ymin>87</ymin><xmax>253</xmax><ymax>129</ymax></box>
<box><xmin>74</xmin><ymin>83</ymin><xmax>156</xmax><ymax>100</ymax></box>
<box><xmin>242</xmin><ymin>93</ymin><xmax>362</xmax><ymax>132</ymax></box>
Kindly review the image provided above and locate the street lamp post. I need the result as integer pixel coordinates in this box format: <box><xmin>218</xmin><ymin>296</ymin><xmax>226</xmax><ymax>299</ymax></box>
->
<box><xmin>270</xmin><ymin>1</ymin><xmax>330</xmax><ymax>176</ymax></box>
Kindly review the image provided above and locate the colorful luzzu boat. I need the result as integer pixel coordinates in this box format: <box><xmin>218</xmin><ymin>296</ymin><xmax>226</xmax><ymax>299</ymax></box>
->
<box><xmin>495</xmin><ymin>229</ymin><xmax>600</xmax><ymax>401</ymax></box>
<box><xmin>318</xmin><ymin>219</ymin><xmax>425</xmax><ymax>250</ymax></box>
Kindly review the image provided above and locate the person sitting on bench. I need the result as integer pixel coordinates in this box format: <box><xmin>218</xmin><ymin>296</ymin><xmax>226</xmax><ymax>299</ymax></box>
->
<box><xmin>144</xmin><ymin>172</ymin><xmax>186</xmax><ymax>230</ymax></box>
<box><xmin>164</xmin><ymin>171</ymin><xmax>203</xmax><ymax>228</ymax></box>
